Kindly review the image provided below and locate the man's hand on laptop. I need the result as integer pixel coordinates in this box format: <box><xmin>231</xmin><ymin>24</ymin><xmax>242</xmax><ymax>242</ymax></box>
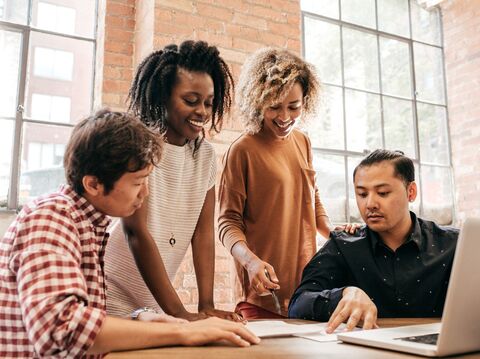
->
<box><xmin>326</xmin><ymin>287</ymin><xmax>378</xmax><ymax>333</ymax></box>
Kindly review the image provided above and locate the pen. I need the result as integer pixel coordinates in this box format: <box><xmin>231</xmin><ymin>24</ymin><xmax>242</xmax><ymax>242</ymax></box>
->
<box><xmin>264</xmin><ymin>268</ymin><xmax>282</xmax><ymax>314</ymax></box>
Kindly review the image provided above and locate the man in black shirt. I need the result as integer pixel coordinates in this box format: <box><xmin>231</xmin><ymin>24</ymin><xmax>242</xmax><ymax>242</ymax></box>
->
<box><xmin>288</xmin><ymin>149</ymin><xmax>458</xmax><ymax>334</ymax></box>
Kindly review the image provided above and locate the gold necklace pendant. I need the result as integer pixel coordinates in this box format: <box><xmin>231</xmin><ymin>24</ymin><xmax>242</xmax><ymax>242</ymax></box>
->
<box><xmin>169</xmin><ymin>233</ymin><xmax>176</xmax><ymax>247</ymax></box>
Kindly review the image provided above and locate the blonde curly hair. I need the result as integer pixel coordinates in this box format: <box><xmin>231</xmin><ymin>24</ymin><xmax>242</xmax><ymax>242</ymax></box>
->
<box><xmin>236</xmin><ymin>47</ymin><xmax>321</xmax><ymax>134</ymax></box>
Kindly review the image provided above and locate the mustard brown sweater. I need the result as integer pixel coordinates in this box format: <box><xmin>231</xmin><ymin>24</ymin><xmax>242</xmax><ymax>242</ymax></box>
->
<box><xmin>218</xmin><ymin>129</ymin><xmax>328</xmax><ymax>315</ymax></box>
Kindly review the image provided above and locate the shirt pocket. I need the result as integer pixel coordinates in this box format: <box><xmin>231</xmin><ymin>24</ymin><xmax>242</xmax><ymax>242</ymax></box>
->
<box><xmin>301</xmin><ymin>168</ymin><xmax>316</xmax><ymax>204</ymax></box>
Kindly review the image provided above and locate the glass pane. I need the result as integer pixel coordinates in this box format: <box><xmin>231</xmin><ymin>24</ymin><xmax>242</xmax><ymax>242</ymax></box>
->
<box><xmin>347</xmin><ymin>155</ymin><xmax>363</xmax><ymax>223</ymax></box>
<box><xmin>410</xmin><ymin>0</ymin><xmax>441</xmax><ymax>46</ymax></box>
<box><xmin>378</xmin><ymin>0</ymin><xmax>410</xmax><ymax>38</ymax></box>
<box><xmin>343</xmin><ymin>28</ymin><xmax>379</xmax><ymax>92</ymax></box>
<box><xmin>25</xmin><ymin>31</ymin><xmax>94</xmax><ymax>124</ymax></box>
<box><xmin>0</xmin><ymin>119</ymin><xmax>14</xmax><ymax>209</ymax></box>
<box><xmin>0</xmin><ymin>29</ymin><xmax>22</xmax><ymax>118</ymax></box>
<box><xmin>383</xmin><ymin>96</ymin><xmax>415</xmax><ymax>158</ymax></box>
<box><xmin>313</xmin><ymin>152</ymin><xmax>346</xmax><ymax>222</ymax></box>
<box><xmin>345</xmin><ymin>89</ymin><xmax>382</xmax><ymax>152</ymax></box>
<box><xmin>413</xmin><ymin>42</ymin><xmax>445</xmax><ymax>105</ymax></box>
<box><xmin>31</xmin><ymin>0</ymin><xmax>97</xmax><ymax>38</ymax></box>
<box><xmin>308</xmin><ymin>85</ymin><xmax>344</xmax><ymax>150</ymax></box>
<box><xmin>420</xmin><ymin>165</ymin><xmax>453</xmax><ymax>225</ymax></box>
<box><xmin>34</xmin><ymin>47</ymin><xmax>74</xmax><ymax>81</ymax></box>
<box><xmin>0</xmin><ymin>0</ymin><xmax>29</xmax><ymax>24</ymax></box>
<box><xmin>19</xmin><ymin>122</ymin><xmax>71</xmax><ymax>205</ymax></box>
<box><xmin>304</xmin><ymin>17</ymin><xmax>342</xmax><ymax>85</ymax></box>
<box><xmin>380</xmin><ymin>37</ymin><xmax>412</xmax><ymax>98</ymax></box>
<box><xmin>341</xmin><ymin>0</ymin><xmax>376</xmax><ymax>29</ymax></box>
<box><xmin>417</xmin><ymin>103</ymin><xmax>449</xmax><ymax>165</ymax></box>
<box><xmin>301</xmin><ymin>0</ymin><xmax>339</xmax><ymax>19</ymax></box>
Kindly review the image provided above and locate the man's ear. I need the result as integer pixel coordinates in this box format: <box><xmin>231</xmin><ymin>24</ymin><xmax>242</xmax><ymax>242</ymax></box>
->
<box><xmin>407</xmin><ymin>181</ymin><xmax>417</xmax><ymax>202</ymax></box>
<box><xmin>82</xmin><ymin>175</ymin><xmax>104</xmax><ymax>197</ymax></box>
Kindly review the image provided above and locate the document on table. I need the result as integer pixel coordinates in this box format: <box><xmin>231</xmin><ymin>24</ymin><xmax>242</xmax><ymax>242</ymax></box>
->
<box><xmin>246</xmin><ymin>320</ymin><xmax>348</xmax><ymax>342</ymax></box>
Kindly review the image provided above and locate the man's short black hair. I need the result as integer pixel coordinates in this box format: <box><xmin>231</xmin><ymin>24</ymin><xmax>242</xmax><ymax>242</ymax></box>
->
<box><xmin>353</xmin><ymin>149</ymin><xmax>415</xmax><ymax>186</ymax></box>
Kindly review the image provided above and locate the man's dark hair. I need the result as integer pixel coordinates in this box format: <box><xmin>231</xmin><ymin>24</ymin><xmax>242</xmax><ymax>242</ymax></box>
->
<box><xmin>64</xmin><ymin>109</ymin><xmax>162</xmax><ymax>195</ymax></box>
<box><xmin>128</xmin><ymin>40</ymin><xmax>234</xmax><ymax>154</ymax></box>
<box><xmin>353</xmin><ymin>149</ymin><xmax>415</xmax><ymax>186</ymax></box>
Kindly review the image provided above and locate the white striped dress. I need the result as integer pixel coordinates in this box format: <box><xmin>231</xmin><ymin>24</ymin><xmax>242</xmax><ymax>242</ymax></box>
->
<box><xmin>104</xmin><ymin>140</ymin><xmax>216</xmax><ymax>317</ymax></box>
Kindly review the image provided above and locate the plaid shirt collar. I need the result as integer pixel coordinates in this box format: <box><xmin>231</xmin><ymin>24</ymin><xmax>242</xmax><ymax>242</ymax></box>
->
<box><xmin>59</xmin><ymin>184</ymin><xmax>111</xmax><ymax>229</ymax></box>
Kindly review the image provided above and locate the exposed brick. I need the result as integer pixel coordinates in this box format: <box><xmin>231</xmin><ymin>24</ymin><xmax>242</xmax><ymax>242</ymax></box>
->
<box><xmin>249</xmin><ymin>4</ymin><xmax>288</xmax><ymax>23</ymax></box>
<box><xmin>177</xmin><ymin>289</ymin><xmax>192</xmax><ymax>304</ymax></box>
<box><xmin>106</xmin><ymin>28</ymin><xmax>134</xmax><ymax>42</ymax></box>
<box><xmin>233</xmin><ymin>37</ymin><xmax>264</xmax><ymax>52</ymax></box>
<box><xmin>107</xmin><ymin>2</ymin><xmax>134</xmax><ymax>17</ymax></box>
<box><xmin>259</xmin><ymin>31</ymin><xmax>288</xmax><ymax>48</ymax></box>
<box><xmin>103</xmin><ymin>79</ymin><xmax>131</xmax><ymax>93</ymax></box>
<box><xmin>194</xmin><ymin>30</ymin><xmax>233</xmax><ymax>48</ymax></box>
<box><xmin>197</xmin><ymin>2</ymin><xmax>234</xmax><ymax>22</ymax></box>
<box><xmin>156</xmin><ymin>0</ymin><xmax>195</xmax><ymax>13</ymax></box>
<box><xmin>104</xmin><ymin>52</ymin><xmax>131</xmax><ymax>67</ymax></box>
<box><xmin>268</xmin><ymin>20</ymin><xmax>300</xmax><ymax>39</ymax></box>
<box><xmin>442</xmin><ymin>0</ymin><xmax>480</xmax><ymax>221</ymax></box>
<box><xmin>217</xmin><ymin>46</ymin><xmax>248</xmax><ymax>64</ymax></box>
<box><xmin>183</xmin><ymin>274</ymin><xmax>197</xmax><ymax>288</ymax></box>
<box><xmin>225</xmin><ymin>23</ymin><xmax>261</xmax><ymax>40</ymax></box>
<box><xmin>105</xmin><ymin>41</ymin><xmax>133</xmax><ymax>55</ymax></box>
<box><xmin>233</xmin><ymin>12</ymin><xmax>268</xmax><ymax>30</ymax></box>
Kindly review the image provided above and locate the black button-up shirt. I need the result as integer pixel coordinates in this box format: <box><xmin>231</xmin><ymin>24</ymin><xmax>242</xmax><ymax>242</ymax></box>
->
<box><xmin>288</xmin><ymin>212</ymin><xmax>459</xmax><ymax>321</ymax></box>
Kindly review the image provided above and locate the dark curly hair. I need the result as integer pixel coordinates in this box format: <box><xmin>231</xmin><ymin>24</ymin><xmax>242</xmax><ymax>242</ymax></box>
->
<box><xmin>128</xmin><ymin>40</ymin><xmax>234</xmax><ymax>154</ymax></box>
<box><xmin>64</xmin><ymin>109</ymin><xmax>162</xmax><ymax>195</ymax></box>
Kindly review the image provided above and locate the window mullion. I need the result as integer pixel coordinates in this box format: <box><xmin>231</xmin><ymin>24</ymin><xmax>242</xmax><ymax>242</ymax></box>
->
<box><xmin>7</xmin><ymin>27</ymin><xmax>30</xmax><ymax>210</ymax></box>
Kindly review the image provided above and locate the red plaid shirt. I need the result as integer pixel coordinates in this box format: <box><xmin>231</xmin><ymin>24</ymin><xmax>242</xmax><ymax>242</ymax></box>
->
<box><xmin>0</xmin><ymin>185</ymin><xmax>110</xmax><ymax>358</ymax></box>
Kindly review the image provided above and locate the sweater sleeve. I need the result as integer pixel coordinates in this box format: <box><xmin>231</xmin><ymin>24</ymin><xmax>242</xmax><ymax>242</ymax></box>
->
<box><xmin>217</xmin><ymin>142</ymin><xmax>248</xmax><ymax>253</ymax></box>
<box><xmin>304</xmin><ymin>133</ymin><xmax>328</xmax><ymax>220</ymax></box>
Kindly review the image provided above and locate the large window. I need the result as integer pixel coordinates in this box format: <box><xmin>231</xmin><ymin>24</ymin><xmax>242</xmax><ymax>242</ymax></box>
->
<box><xmin>301</xmin><ymin>0</ymin><xmax>452</xmax><ymax>224</ymax></box>
<box><xmin>0</xmin><ymin>0</ymin><xmax>97</xmax><ymax>210</ymax></box>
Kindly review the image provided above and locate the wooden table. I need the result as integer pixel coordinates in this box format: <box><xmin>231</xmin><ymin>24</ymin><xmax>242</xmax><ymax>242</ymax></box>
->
<box><xmin>106</xmin><ymin>318</ymin><xmax>480</xmax><ymax>358</ymax></box>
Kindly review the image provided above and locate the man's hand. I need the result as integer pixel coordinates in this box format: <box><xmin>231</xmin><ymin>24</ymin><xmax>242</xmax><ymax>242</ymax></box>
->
<box><xmin>245</xmin><ymin>258</ymin><xmax>280</xmax><ymax>296</ymax></box>
<box><xmin>326</xmin><ymin>287</ymin><xmax>378</xmax><ymax>333</ymax></box>
<box><xmin>200</xmin><ymin>307</ymin><xmax>245</xmax><ymax>323</ymax></box>
<box><xmin>179</xmin><ymin>317</ymin><xmax>260</xmax><ymax>347</ymax></box>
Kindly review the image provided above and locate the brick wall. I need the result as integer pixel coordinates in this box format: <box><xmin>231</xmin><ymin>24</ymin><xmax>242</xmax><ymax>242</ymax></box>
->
<box><xmin>99</xmin><ymin>0</ymin><xmax>136</xmax><ymax>111</ymax></box>
<box><xmin>440</xmin><ymin>0</ymin><xmax>480</xmax><ymax>223</ymax></box>
<box><xmin>97</xmin><ymin>0</ymin><xmax>302</xmax><ymax>312</ymax></box>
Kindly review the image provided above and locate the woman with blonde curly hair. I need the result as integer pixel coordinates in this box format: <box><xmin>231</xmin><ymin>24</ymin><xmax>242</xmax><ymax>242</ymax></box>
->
<box><xmin>218</xmin><ymin>48</ymin><xmax>335</xmax><ymax>319</ymax></box>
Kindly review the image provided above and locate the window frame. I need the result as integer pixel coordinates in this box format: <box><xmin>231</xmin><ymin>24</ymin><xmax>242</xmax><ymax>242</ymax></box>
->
<box><xmin>301</xmin><ymin>0</ymin><xmax>453</xmax><ymax>223</ymax></box>
<box><xmin>0</xmin><ymin>0</ymin><xmax>98</xmax><ymax>211</ymax></box>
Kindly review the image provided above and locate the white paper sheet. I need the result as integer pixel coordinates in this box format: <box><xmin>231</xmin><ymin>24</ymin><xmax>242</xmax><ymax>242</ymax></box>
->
<box><xmin>246</xmin><ymin>320</ymin><xmax>347</xmax><ymax>341</ymax></box>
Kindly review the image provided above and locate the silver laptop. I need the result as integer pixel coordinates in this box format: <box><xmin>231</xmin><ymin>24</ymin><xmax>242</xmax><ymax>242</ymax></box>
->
<box><xmin>338</xmin><ymin>218</ymin><xmax>480</xmax><ymax>357</ymax></box>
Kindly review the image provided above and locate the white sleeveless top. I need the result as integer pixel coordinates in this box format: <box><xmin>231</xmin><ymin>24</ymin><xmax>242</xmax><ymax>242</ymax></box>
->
<box><xmin>105</xmin><ymin>140</ymin><xmax>216</xmax><ymax>317</ymax></box>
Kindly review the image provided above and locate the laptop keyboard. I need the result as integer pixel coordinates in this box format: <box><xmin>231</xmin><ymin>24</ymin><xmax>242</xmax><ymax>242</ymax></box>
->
<box><xmin>396</xmin><ymin>333</ymin><xmax>439</xmax><ymax>345</ymax></box>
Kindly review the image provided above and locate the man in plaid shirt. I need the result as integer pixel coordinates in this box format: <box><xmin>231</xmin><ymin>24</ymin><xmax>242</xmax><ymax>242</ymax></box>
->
<box><xmin>0</xmin><ymin>110</ymin><xmax>259</xmax><ymax>358</ymax></box>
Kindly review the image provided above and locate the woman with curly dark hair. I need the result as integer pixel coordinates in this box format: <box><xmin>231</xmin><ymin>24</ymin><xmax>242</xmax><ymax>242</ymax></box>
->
<box><xmin>105</xmin><ymin>40</ymin><xmax>241</xmax><ymax>322</ymax></box>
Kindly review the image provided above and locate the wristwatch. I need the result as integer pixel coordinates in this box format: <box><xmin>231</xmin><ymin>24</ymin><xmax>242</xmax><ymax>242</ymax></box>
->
<box><xmin>131</xmin><ymin>307</ymin><xmax>157</xmax><ymax>320</ymax></box>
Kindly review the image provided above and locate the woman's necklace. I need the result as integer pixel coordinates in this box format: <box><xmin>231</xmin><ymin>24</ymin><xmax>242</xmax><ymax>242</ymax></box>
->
<box><xmin>163</xmin><ymin>134</ymin><xmax>186</xmax><ymax>248</ymax></box>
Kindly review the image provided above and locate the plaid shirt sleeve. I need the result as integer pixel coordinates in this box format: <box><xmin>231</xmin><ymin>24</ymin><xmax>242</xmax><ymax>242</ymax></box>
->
<box><xmin>8</xmin><ymin>204</ymin><xmax>106</xmax><ymax>357</ymax></box>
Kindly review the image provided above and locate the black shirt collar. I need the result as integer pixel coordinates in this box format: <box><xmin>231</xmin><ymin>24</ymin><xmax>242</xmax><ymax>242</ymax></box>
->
<box><xmin>368</xmin><ymin>211</ymin><xmax>422</xmax><ymax>253</ymax></box>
